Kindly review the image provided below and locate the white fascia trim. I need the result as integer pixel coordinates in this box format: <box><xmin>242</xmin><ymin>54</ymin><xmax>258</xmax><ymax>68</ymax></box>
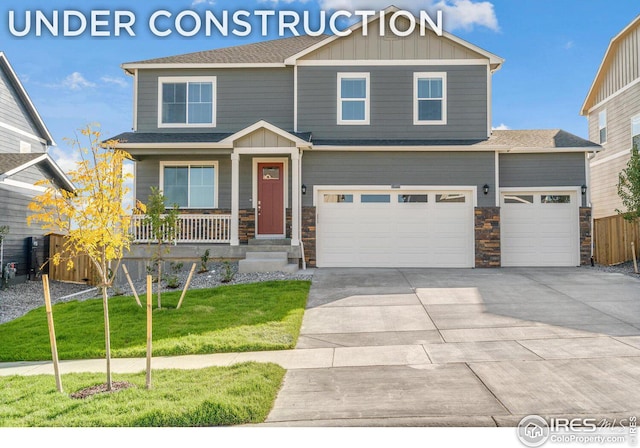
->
<box><xmin>0</xmin><ymin>178</ymin><xmax>46</xmax><ymax>193</ymax></box>
<box><xmin>123</xmin><ymin>63</ymin><xmax>285</xmax><ymax>72</ymax></box>
<box><xmin>0</xmin><ymin>53</ymin><xmax>55</xmax><ymax>146</ymax></box>
<box><xmin>313</xmin><ymin>185</ymin><xmax>478</xmax><ymax>207</ymax></box>
<box><xmin>0</xmin><ymin>120</ymin><xmax>48</xmax><ymax>144</ymax></box>
<box><xmin>220</xmin><ymin>120</ymin><xmax>311</xmax><ymax>147</ymax></box>
<box><xmin>132</xmin><ymin>69</ymin><xmax>138</xmax><ymax>131</ymax></box>
<box><xmin>310</xmin><ymin>146</ymin><xmax>600</xmax><ymax>153</ymax></box>
<box><xmin>498</xmin><ymin>147</ymin><xmax>603</xmax><ymax>154</ymax></box>
<box><xmin>585</xmin><ymin>77</ymin><xmax>640</xmax><ymax>115</ymax></box>
<box><xmin>590</xmin><ymin>147</ymin><xmax>631</xmax><ymax>167</ymax></box>
<box><xmin>116</xmin><ymin>142</ymin><xmax>232</xmax><ymax>150</ymax></box>
<box><xmin>297</xmin><ymin>59</ymin><xmax>490</xmax><ymax>67</ymax></box>
<box><xmin>157</xmin><ymin>76</ymin><xmax>217</xmax><ymax>129</ymax></box>
<box><xmin>159</xmin><ymin>160</ymin><xmax>220</xmax><ymax>209</ymax></box>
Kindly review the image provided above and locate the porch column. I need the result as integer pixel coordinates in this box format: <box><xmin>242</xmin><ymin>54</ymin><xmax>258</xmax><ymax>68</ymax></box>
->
<box><xmin>291</xmin><ymin>150</ymin><xmax>300</xmax><ymax>246</ymax></box>
<box><xmin>230</xmin><ymin>152</ymin><xmax>240</xmax><ymax>246</ymax></box>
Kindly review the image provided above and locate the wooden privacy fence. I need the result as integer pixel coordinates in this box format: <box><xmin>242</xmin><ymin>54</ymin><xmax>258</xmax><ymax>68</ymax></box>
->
<box><xmin>593</xmin><ymin>215</ymin><xmax>640</xmax><ymax>266</ymax></box>
<box><xmin>47</xmin><ymin>233</ymin><xmax>97</xmax><ymax>285</ymax></box>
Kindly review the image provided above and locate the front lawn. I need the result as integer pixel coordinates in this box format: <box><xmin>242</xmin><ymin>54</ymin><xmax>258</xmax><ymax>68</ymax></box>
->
<box><xmin>0</xmin><ymin>363</ymin><xmax>285</xmax><ymax>426</ymax></box>
<box><xmin>0</xmin><ymin>280</ymin><xmax>310</xmax><ymax>362</ymax></box>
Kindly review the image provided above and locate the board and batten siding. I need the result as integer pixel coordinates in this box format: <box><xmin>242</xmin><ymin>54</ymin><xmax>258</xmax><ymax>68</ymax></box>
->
<box><xmin>136</xmin><ymin>68</ymin><xmax>295</xmax><ymax>133</ymax></box>
<box><xmin>0</xmin><ymin>65</ymin><xmax>47</xmax><ymax>154</ymax></box>
<box><xmin>135</xmin><ymin>155</ymin><xmax>292</xmax><ymax>210</ymax></box>
<box><xmin>592</xmin><ymin>23</ymin><xmax>640</xmax><ymax>106</ymax></box>
<box><xmin>297</xmin><ymin>65</ymin><xmax>488</xmax><ymax>140</ymax></box>
<box><xmin>301</xmin><ymin>150</ymin><xmax>495</xmax><ymax>207</ymax></box>
<box><xmin>499</xmin><ymin>153</ymin><xmax>588</xmax><ymax>206</ymax></box>
<box><xmin>588</xmin><ymin>81</ymin><xmax>640</xmax><ymax>219</ymax></box>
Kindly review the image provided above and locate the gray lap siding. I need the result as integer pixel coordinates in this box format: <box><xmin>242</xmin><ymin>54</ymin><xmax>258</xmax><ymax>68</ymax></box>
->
<box><xmin>298</xmin><ymin>65</ymin><xmax>489</xmax><ymax>140</ymax></box>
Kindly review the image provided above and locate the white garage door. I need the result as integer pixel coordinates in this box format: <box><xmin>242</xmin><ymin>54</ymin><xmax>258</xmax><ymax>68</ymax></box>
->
<box><xmin>316</xmin><ymin>189</ymin><xmax>475</xmax><ymax>268</ymax></box>
<box><xmin>501</xmin><ymin>190</ymin><xmax>580</xmax><ymax>267</ymax></box>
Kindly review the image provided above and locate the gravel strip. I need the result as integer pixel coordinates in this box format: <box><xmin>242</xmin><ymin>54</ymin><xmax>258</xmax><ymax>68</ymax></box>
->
<box><xmin>0</xmin><ymin>262</ymin><xmax>313</xmax><ymax>325</ymax></box>
<box><xmin>591</xmin><ymin>260</ymin><xmax>640</xmax><ymax>279</ymax></box>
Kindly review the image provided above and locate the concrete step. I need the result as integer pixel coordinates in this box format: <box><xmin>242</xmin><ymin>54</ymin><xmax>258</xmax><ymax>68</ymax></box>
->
<box><xmin>238</xmin><ymin>251</ymin><xmax>299</xmax><ymax>273</ymax></box>
<box><xmin>249</xmin><ymin>238</ymin><xmax>292</xmax><ymax>246</ymax></box>
<box><xmin>245</xmin><ymin>251</ymin><xmax>288</xmax><ymax>261</ymax></box>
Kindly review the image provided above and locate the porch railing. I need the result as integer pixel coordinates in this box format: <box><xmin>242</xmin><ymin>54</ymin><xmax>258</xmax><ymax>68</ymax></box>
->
<box><xmin>131</xmin><ymin>214</ymin><xmax>232</xmax><ymax>244</ymax></box>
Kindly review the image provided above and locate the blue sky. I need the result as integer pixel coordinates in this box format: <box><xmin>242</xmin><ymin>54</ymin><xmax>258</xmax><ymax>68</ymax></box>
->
<box><xmin>0</xmin><ymin>0</ymin><xmax>638</xmax><ymax>170</ymax></box>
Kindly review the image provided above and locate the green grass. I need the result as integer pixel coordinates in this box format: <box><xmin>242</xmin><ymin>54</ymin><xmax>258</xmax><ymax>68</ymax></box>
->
<box><xmin>0</xmin><ymin>363</ymin><xmax>285</xmax><ymax>426</ymax></box>
<box><xmin>0</xmin><ymin>280</ymin><xmax>310</xmax><ymax>362</ymax></box>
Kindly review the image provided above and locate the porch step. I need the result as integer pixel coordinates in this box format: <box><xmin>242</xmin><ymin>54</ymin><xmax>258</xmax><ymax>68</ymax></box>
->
<box><xmin>238</xmin><ymin>251</ymin><xmax>299</xmax><ymax>274</ymax></box>
<box><xmin>248</xmin><ymin>238</ymin><xmax>292</xmax><ymax>246</ymax></box>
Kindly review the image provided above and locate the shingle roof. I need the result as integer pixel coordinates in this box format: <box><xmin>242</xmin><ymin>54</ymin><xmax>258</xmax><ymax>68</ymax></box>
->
<box><xmin>314</xmin><ymin>130</ymin><xmax>600</xmax><ymax>148</ymax></box>
<box><xmin>123</xmin><ymin>35</ymin><xmax>327</xmax><ymax>66</ymax></box>
<box><xmin>0</xmin><ymin>153</ymin><xmax>44</xmax><ymax>174</ymax></box>
<box><xmin>109</xmin><ymin>131</ymin><xmax>313</xmax><ymax>144</ymax></box>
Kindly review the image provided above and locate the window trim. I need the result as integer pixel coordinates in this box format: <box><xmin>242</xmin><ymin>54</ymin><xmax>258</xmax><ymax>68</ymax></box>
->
<box><xmin>598</xmin><ymin>109</ymin><xmax>607</xmax><ymax>144</ymax></box>
<box><xmin>632</xmin><ymin>114</ymin><xmax>640</xmax><ymax>149</ymax></box>
<box><xmin>159</xmin><ymin>161</ymin><xmax>219</xmax><ymax>209</ymax></box>
<box><xmin>414</xmin><ymin>72</ymin><xmax>447</xmax><ymax>126</ymax></box>
<box><xmin>157</xmin><ymin>76</ymin><xmax>217</xmax><ymax>129</ymax></box>
<box><xmin>337</xmin><ymin>72</ymin><xmax>370</xmax><ymax>125</ymax></box>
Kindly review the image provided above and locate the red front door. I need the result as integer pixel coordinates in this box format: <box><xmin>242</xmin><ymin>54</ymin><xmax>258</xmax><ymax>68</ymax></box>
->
<box><xmin>257</xmin><ymin>162</ymin><xmax>284</xmax><ymax>236</ymax></box>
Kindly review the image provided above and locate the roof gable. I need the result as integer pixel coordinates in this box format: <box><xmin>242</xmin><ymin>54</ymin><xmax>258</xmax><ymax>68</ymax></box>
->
<box><xmin>0</xmin><ymin>153</ymin><xmax>74</xmax><ymax>192</ymax></box>
<box><xmin>0</xmin><ymin>53</ymin><xmax>55</xmax><ymax>145</ymax></box>
<box><xmin>581</xmin><ymin>15</ymin><xmax>640</xmax><ymax>114</ymax></box>
<box><xmin>221</xmin><ymin>120</ymin><xmax>311</xmax><ymax>148</ymax></box>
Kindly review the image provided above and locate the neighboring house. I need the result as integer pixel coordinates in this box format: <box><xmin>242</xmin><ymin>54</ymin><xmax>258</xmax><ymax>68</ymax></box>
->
<box><xmin>581</xmin><ymin>15</ymin><xmax>640</xmax><ymax>221</ymax></box>
<box><xmin>113</xmin><ymin>8</ymin><xmax>599</xmax><ymax>271</ymax></box>
<box><xmin>0</xmin><ymin>52</ymin><xmax>74</xmax><ymax>284</ymax></box>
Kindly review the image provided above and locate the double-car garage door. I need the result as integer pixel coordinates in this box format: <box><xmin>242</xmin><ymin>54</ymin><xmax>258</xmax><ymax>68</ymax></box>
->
<box><xmin>315</xmin><ymin>187</ymin><xmax>580</xmax><ymax>268</ymax></box>
<box><xmin>316</xmin><ymin>189</ymin><xmax>475</xmax><ymax>268</ymax></box>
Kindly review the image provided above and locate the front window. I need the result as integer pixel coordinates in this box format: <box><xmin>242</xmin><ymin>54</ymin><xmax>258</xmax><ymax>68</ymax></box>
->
<box><xmin>598</xmin><ymin>110</ymin><xmax>607</xmax><ymax>144</ymax></box>
<box><xmin>162</xmin><ymin>163</ymin><xmax>217</xmax><ymax>208</ymax></box>
<box><xmin>337</xmin><ymin>73</ymin><xmax>370</xmax><ymax>125</ymax></box>
<box><xmin>159</xmin><ymin>77</ymin><xmax>216</xmax><ymax>127</ymax></box>
<box><xmin>414</xmin><ymin>72</ymin><xmax>447</xmax><ymax>125</ymax></box>
<box><xmin>632</xmin><ymin>115</ymin><xmax>640</xmax><ymax>150</ymax></box>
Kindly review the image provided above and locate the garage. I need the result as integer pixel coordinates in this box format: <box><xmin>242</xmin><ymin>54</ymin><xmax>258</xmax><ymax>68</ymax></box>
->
<box><xmin>316</xmin><ymin>188</ymin><xmax>475</xmax><ymax>268</ymax></box>
<box><xmin>500</xmin><ymin>189</ymin><xmax>580</xmax><ymax>267</ymax></box>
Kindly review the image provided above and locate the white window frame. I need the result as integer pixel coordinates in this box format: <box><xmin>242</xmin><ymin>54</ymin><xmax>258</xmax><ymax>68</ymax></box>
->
<box><xmin>414</xmin><ymin>72</ymin><xmax>447</xmax><ymax>125</ymax></box>
<box><xmin>337</xmin><ymin>72</ymin><xmax>370</xmax><ymax>125</ymax></box>
<box><xmin>598</xmin><ymin>109</ymin><xmax>607</xmax><ymax>144</ymax></box>
<box><xmin>157</xmin><ymin>76</ymin><xmax>217</xmax><ymax>128</ymax></box>
<box><xmin>632</xmin><ymin>114</ymin><xmax>640</xmax><ymax>149</ymax></box>
<box><xmin>159</xmin><ymin>161</ymin><xmax>219</xmax><ymax>209</ymax></box>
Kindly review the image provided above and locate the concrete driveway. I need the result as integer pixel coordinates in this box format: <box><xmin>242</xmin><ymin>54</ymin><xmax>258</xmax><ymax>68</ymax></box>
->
<box><xmin>266</xmin><ymin>268</ymin><xmax>640</xmax><ymax>426</ymax></box>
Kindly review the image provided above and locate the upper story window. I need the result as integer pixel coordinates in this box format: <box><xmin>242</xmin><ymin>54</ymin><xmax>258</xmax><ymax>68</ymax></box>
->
<box><xmin>337</xmin><ymin>73</ymin><xmax>370</xmax><ymax>125</ymax></box>
<box><xmin>161</xmin><ymin>162</ymin><xmax>218</xmax><ymax>208</ymax></box>
<box><xmin>632</xmin><ymin>115</ymin><xmax>640</xmax><ymax>150</ymax></box>
<box><xmin>158</xmin><ymin>77</ymin><xmax>216</xmax><ymax>128</ymax></box>
<box><xmin>598</xmin><ymin>110</ymin><xmax>607</xmax><ymax>144</ymax></box>
<box><xmin>414</xmin><ymin>72</ymin><xmax>447</xmax><ymax>125</ymax></box>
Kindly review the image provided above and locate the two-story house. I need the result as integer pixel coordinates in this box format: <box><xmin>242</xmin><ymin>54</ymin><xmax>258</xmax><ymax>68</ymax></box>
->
<box><xmin>0</xmin><ymin>52</ymin><xmax>74</xmax><ymax>284</ymax></box>
<box><xmin>581</xmin><ymin>15</ymin><xmax>640</xmax><ymax>264</ymax></box>
<box><xmin>114</xmin><ymin>8</ymin><xmax>598</xmax><ymax>272</ymax></box>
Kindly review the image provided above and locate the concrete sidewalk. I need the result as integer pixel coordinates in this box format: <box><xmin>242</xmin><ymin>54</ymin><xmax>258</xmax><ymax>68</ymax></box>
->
<box><xmin>2</xmin><ymin>267</ymin><xmax>640</xmax><ymax>427</ymax></box>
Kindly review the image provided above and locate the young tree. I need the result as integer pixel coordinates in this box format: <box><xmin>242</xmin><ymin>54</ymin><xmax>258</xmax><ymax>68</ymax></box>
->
<box><xmin>144</xmin><ymin>187</ymin><xmax>179</xmax><ymax>308</ymax></box>
<box><xmin>28</xmin><ymin>124</ymin><xmax>134</xmax><ymax>391</ymax></box>
<box><xmin>617</xmin><ymin>145</ymin><xmax>640</xmax><ymax>221</ymax></box>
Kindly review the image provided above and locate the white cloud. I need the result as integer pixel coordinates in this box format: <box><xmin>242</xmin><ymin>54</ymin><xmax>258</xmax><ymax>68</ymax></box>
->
<box><xmin>564</xmin><ymin>40</ymin><xmax>574</xmax><ymax>50</ymax></box>
<box><xmin>317</xmin><ymin>0</ymin><xmax>499</xmax><ymax>32</ymax></box>
<box><xmin>101</xmin><ymin>76</ymin><xmax>129</xmax><ymax>88</ymax></box>
<box><xmin>61</xmin><ymin>72</ymin><xmax>96</xmax><ymax>91</ymax></box>
<box><xmin>492</xmin><ymin>123</ymin><xmax>510</xmax><ymax>131</ymax></box>
<box><xmin>191</xmin><ymin>0</ymin><xmax>216</xmax><ymax>7</ymax></box>
<box><xmin>49</xmin><ymin>146</ymin><xmax>82</xmax><ymax>174</ymax></box>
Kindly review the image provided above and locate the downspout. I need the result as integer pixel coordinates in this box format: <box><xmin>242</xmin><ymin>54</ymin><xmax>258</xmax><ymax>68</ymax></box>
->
<box><xmin>587</xmin><ymin>150</ymin><xmax>596</xmax><ymax>265</ymax></box>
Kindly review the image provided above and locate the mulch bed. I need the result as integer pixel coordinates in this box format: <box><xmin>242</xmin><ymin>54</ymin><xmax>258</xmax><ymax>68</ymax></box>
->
<box><xmin>70</xmin><ymin>381</ymin><xmax>136</xmax><ymax>399</ymax></box>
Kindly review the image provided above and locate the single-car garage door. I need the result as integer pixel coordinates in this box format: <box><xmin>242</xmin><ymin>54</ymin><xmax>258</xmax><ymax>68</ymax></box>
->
<box><xmin>316</xmin><ymin>189</ymin><xmax>475</xmax><ymax>268</ymax></box>
<box><xmin>501</xmin><ymin>190</ymin><xmax>580</xmax><ymax>267</ymax></box>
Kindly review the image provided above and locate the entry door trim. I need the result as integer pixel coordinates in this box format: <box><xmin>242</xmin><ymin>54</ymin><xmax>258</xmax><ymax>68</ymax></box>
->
<box><xmin>253</xmin><ymin>157</ymin><xmax>288</xmax><ymax>238</ymax></box>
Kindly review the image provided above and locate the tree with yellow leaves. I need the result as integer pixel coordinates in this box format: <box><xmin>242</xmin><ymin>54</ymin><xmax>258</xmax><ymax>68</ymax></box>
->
<box><xmin>28</xmin><ymin>124</ymin><xmax>134</xmax><ymax>391</ymax></box>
